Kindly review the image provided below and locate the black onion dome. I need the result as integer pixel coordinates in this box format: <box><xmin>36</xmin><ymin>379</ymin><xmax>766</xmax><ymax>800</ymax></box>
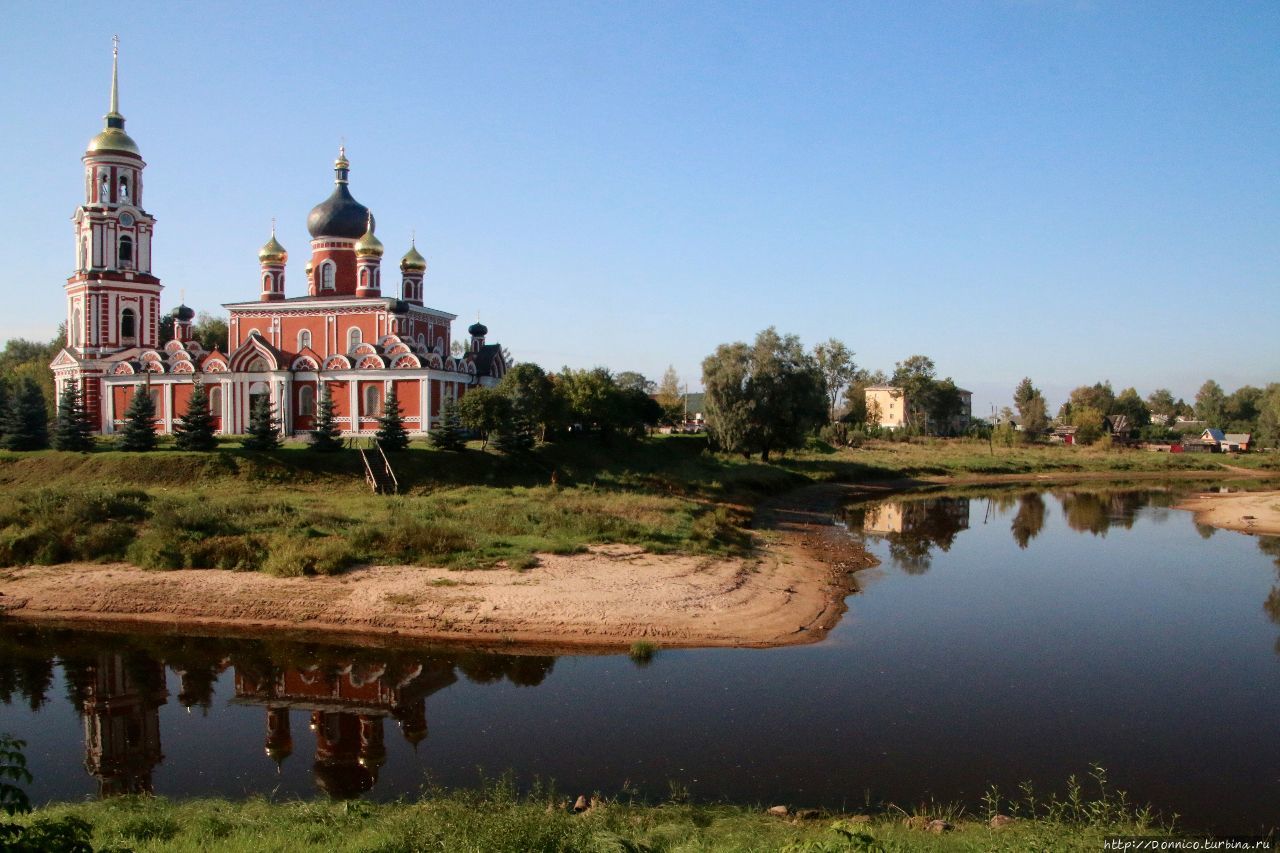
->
<box><xmin>171</xmin><ymin>304</ymin><xmax>195</xmax><ymax>321</ymax></box>
<box><xmin>307</xmin><ymin>184</ymin><xmax>372</xmax><ymax>239</ymax></box>
<box><xmin>468</xmin><ymin>321</ymin><xmax>488</xmax><ymax>337</ymax></box>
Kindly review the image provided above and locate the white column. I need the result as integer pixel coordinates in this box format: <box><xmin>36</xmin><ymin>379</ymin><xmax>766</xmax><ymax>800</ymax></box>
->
<box><xmin>220</xmin><ymin>379</ymin><xmax>231</xmax><ymax>433</ymax></box>
<box><xmin>164</xmin><ymin>382</ymin><xmax>174</xmax><ymax>433</ymax></box>
<box><xmin>349</xmin><ymin>380</ymin><xmax>359</xmax><ymax>434</ymax></box>
<box><xmin>104</xmin><ymin>381</ymin><xmax>115</xmax><ymax>434</ymax></box>
<box><xmin>420</xmin><ymin>378</ymin><xmax>429</xmax><ymax>432</ymax></box>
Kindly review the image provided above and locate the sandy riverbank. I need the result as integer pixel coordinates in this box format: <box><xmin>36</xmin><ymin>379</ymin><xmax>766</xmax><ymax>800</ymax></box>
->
<box><xmin>1175</xmin><ymin>489</ymin><xmax>1280</xmax><ymax>536</ymax></box>
<box><xmin>0</xmin><ymin>484</ymin><xmax>877</xmax><ymax>650</ymax></box>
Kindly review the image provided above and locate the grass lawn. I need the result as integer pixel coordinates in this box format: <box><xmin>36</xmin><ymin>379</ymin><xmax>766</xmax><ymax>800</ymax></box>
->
<box><xmin>0</xmin><ymin>435</ymin><xmax>1272</xmax><ymax>575</ymax></box>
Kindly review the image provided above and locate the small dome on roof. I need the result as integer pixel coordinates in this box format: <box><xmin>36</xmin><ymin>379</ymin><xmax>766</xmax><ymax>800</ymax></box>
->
<box><xmin>354</xmin><ymin>214</ymin><xmax>384</xmax><ymax>258</ymax></box>
<box><xmin>258</xmin><ymin>229</ymin><xmax>287</xmax><ymax>264</ymax></box>
<box><xmin>468</xmin><ymin>321</ymin><xmax>488</xmax><ymax>338</ymax></box>
<box><xmin>307</xmin><ymin>148</ymin><xmax>372</xmax><ymax>239</ymax></box>
<box><xmin>171</xmin><ymin>304</ymin><xmax>195</xmax><ymax>322</ymax></box>
<box><xmin>400</xmin><ymin>241</ymin><xmax>426</xmax><ymax>271</ymax></box>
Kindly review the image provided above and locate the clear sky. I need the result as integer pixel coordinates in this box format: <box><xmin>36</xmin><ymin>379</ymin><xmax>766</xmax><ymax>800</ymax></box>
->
<box><xmin>3</xmin><ymin>1</ymin><xmax>1276</xmax><ymax>415</ymax></box>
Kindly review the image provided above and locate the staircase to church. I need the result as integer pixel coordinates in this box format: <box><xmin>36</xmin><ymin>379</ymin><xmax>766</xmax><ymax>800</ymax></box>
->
<box><xmin>359</xmin><ymin>441</ymin><xmax>399</xmax><ymax>495</ymax></box>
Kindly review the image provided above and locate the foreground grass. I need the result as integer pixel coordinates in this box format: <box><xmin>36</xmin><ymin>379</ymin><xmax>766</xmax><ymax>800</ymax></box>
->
<box><xmin>0</xmin><ymin>436</ymin><xmax>1272</xmax><ymax>575</ymax></box>
<box><xmin>18</xmin><ymin>777</ymin><xmax>1177</xmax><ymax>853</ymax></box>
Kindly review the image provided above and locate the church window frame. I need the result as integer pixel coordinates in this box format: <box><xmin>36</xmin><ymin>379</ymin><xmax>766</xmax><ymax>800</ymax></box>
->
<box><xmin>298</xmin><ymin>385</ymin><xmax>316</xmax><ymax>417</ymax></box>
<box><xmin>209</xmin><ymin>386</ymin><xmax>222</xmax><ymax>415</ymax></box>
<box><xmin>120</xmin><ymin>307</ymin><xmax>137</xmax><ymax>343</ymax></box>
<box><xmin>363</xmin><ymin>384</ymin><xmax>381</xmax><ymax>417</ymax></box>
<box><xmin>298</xmin><ymin>329</ymin><xmax>312</xmax><ymax>351</ymax></box>
<box><xmin>118</xmin><ymin>234</ymin><xmax>134</xmax><ymax>268</ymax></box>
<box><xmin>320</xmin><ymin>261</ymin><xmax>336</xmax><ymax>291</ymax></box>
<box><xmin>347</xmin><ymin>327</ymin><xmax>362</xmax><ymax>352</ymax></box>
<box><xmin>71</xmin><ymin>307</ymin><xmax>82</xmax><ymax>348</ymax></box>
<box><xmin>118</xmin><ymin>175</ymin><xmax>130</xmax><ymax>203</ymax></box>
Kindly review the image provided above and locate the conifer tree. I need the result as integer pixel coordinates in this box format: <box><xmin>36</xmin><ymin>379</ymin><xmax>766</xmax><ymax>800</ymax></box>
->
<box><xmin>243</xmin><ymin>395</ymin><xmax>280</xmax><ymax>450</ymax></box>
<box><xmin>0</xmin><ymin>379</ymin><xmax>8</xmax><ymax>444</ymax></box>
<box><xmin>493</xmin><ymin>414</ymin><xmax>534</xmax><ymax>454</ymax></box>
<box><xmin>118</xmin><ymin>385</ymin><xmax>157</xmax><ymax>452</ymax></box>
<box><xmin>309</xmin><ymin>385</ymin><xmax>343</xmax><ymax>452</ymax></box>
<box><xmin>376</xmin><ymin>388</ymin><xmax>409</xmax><ymax>452</ymax></box>
<box><xmin>1</xmin><ymin>379</ymin><xmax>50</xmax><ymax>451</ymax></box>
<box><xmin>52</xmin><ymin>382</ymin><xmax>94</xmax><ymax>452</ymax></box>
<box><xmin>173</xmin><ymin>382</ymin><xmax>217</xmax><ymax>451</ymax></box>
<box><xmin>429</xmin><ymin>400</ymin><xmax>465</xmax><ymax>451</ymax></box>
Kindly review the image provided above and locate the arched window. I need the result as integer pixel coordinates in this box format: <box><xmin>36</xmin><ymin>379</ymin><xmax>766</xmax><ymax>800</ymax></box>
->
<box><xmin>347</xmin><ymin>328</ymin><xmax>362</xmax><ymax>352</ymax></box>
<box><xmin>118</xmin><ymin>235</ymin><xmax>134</xmax><ymax>268</ymax></box>
<box><xmin>246</xmin><ymin>357</ymin><xmax>269</xmax><ymax>373</ymax></box>
<box><xmin>360</xmin><ymin>268</ymin><xmax>369</xmax><ymax>289</ymax></box>
<box><xmin>320</xmin><ymin>262</ymin><xmax>335</xmax><ymax>291</ymax></box>
<box><xmin>416</xmin><ymin>333</ymin><xmax>425</xmax><ymax>349</ymax></box>
<box><xmin>100</xmin><ymin>173</ymin><xmax>109</xmax><ymax>201</ymax></box>
<box><xmin>120</xmin><ymin>308</ymin><xmax>137</xmax><ymax>342</ymax></box>
<box><xmin>363</xmin><ymin>385</ymin><xmax>380</xmax><ymax>416</ymax></box>
<box><xmin>263</xmin><ymin>273</ymin><xmax>272</xmax><ymax>292</ymax></box>
<box><xmin>298</xmin><ymin>330</ymin><xmax>312</xmax><ymax>351</ymax></box>
<box><xmin>118</xmin><ymin>175</ymin><xmax>130</xmax><ymax>203</ymax></box>
<box><xmin>209</xmin><ymin>386</ymin><xmax>222</xmax><ymax>415</ymax></box>
<box><xmin>298</xmin><ymin>385</ymin><xmax>316</xmax><ymax>416</ymax></box>
<box><xmin>71</xmin><ymin>308</ymin><xmax>81</xmax><ymax>347</ymax></box>
<box><xmin>435</xmin><ymin>336</ymin><xmax>444</xmax><ymax>354</ymax></box>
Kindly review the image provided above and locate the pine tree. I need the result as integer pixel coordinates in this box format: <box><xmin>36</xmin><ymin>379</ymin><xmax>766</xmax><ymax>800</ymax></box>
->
<box><xmin>118</xmin><ymin>385</ymin><xmax>157</xmax><ymax>452</ymax></box>
<box><xmin>173</xmin><ymin>383</ymin><xmax>217</xmax><ymax>451</ymax></box>
<box><xmin>376</xmin><ymin>389</ymin><xmax>409</xmax><ymax>452</ymax></box>
<box><xmin>493</xmin><ymin>414</ymin><xmax>534</xmax><ymax>454</ymax></box>
<box><xmin>243</xmin><ymin>395</ymin><xmax>280</xmax><ymax>450</ymax></box>
<box><xmin>1</xmin><ymin>379</ymin><xmax>50</xmax><ymax>451</ymax></box>
<box><xmin>0</xmin><ymin>379</ymin><xmax>8</xmax><ymax>444</ymax></box>
<box><xmin>310</xmin><ymin>385</ymin><xmax>343</xmax><ymax>452</ymax></box>
<box><xmin>429</xmin><ymin>400</ymin><xmax>465</xmax><ymax>451</ymax></box>
<box><xmin>51</xmin><ymin>382</ymin><xmax>94</xmax><ymax>451</ymax></box>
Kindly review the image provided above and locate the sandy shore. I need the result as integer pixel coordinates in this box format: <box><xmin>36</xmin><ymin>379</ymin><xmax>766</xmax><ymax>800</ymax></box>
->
<box><xmin>1175</xmin><ymin>489</ymin><xmax>1280</xmax><ymax>536</ymax></box>
<box><xmin>0</xmin><ymin>484</ymin><xmax>877</xmax><ymax>650</ymax></box>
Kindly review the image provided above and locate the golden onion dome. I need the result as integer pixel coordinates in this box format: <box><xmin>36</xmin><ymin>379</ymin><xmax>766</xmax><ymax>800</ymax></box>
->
<box><xmin>400</xmin><ymin>241</ymin><xmax>427</xmax><ymax>271</ymax></box>
<box><xmin>258</xmin><ymin>228</ymin><xmax>288</xmax><ymax>264</ymax></box>
<box><xmin>354</xmin><ymin>214</ymin><xmax>384</xmax><ymax>258</ymax></box>
<box><xmin>87</xmin><ymin>126</ymin><xmax>141</xmax><ymax>156</ymax></box>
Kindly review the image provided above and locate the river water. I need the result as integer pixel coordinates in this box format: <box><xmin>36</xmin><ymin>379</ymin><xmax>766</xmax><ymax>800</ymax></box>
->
<box><xmin>1</xmin><ymin>481</ymin><xmax>1277</xmax><ymax>832</ymax></box>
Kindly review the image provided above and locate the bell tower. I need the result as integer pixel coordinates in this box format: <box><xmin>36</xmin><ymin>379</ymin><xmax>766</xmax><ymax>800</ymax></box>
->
<box><xmin>67</xmin><ymin>37</ymin><xmax>163</xmax><ymax>357</ymax></box>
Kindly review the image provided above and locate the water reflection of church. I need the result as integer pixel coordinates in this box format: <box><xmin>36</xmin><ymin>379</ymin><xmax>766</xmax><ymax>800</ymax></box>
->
<box><xmin>35</xmin><ymin>636</ymin><xmax>554</xmax><ymax>800</ymax></box>
<box><xmin>232</xmin><ymin>659</ymin><xmax>457</xmax><ymax>799</ymax></box>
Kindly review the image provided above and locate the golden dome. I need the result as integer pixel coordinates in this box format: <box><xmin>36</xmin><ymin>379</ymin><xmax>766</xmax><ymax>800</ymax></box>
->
<box><xmin>258</xmin><ymin>228</ymin><xmax>288</xmax><ymax>264</ymax></box>
<box><xmin>354</xmin><ymin>214</ymin><xmax>384</xmax><ymax>258</ymax></box>
<box><xmin>87</xmin><ymin>126</ymin><xmax>140</xmax><ymax>156</ymax></box>
<box><xmin>400</xmin><ymin>241</ymin><xmax>426</xmax><ymax>271</ymax></box>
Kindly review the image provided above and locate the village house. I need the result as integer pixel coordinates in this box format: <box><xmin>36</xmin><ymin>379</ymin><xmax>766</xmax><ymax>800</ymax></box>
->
<box><xmin>865</xmin><ymin>385</ymin><xmax>973</xmax><ymax>434</ymax></box>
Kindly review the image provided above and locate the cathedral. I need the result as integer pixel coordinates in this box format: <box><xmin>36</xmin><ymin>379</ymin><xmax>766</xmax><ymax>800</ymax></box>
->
<box><xmin>50</xmin><ymin>44</ymin><xmax>507</xmax><ymax>437</ymax></box>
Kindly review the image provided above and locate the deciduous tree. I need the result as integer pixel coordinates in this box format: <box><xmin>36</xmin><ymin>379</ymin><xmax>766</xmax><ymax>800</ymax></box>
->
<box><xmin>702</xmin><ymin>327</ymin><xmax>826</xmax><ymax>462</ymax></box>
<box><xmin>1195</xmin><ymin>380</ymin><xmax>1226</xmax><ymax>426</ymax></box>
<box><xmin>457</xmin><ymin>387</ymin><xmax>512</xmax><ymax>449</ymax></box>
<box><xmin>814</xmin><ymin>338</ymin><xmax>858</xmax><ymax>423</ymax></box>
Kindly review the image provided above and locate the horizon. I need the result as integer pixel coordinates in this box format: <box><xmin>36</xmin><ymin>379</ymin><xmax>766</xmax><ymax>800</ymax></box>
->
<box><xmin>1</xmin><ymin>2</ymin><xmax>1276</xmax><ymax>415</ymax></box>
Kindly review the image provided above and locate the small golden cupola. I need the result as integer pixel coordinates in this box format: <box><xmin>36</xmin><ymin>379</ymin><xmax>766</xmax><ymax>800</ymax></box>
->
<box><xmin>354</xmin><ymin>213</ymin><xmax>384</xmax><ymax>298</ymax></box>
<box><xmin>400</xmin><ymin>237</ymin><xmax>427</xmax><ymax>305</ymax></box>
<box><xmin>258</xmin><ymin>221</ymin><xmax>287</xmax><ymax>302</ymax></box>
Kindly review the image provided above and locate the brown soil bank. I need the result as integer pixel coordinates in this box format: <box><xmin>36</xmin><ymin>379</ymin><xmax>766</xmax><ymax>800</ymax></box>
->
<box><xmin>0</xmin><ymin>484</ymin><xmax>875</xmax><ymax>651</ymax></box>
<box><xmin>1175</xmin><ymin>489</ymin><xmax>1280</xmax><ymax>536</ymax></box>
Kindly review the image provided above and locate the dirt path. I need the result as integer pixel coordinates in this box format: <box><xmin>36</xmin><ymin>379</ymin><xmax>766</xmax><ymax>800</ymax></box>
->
<box><xmin>0</xmin><ymin>484</ymin><xmax>876</xmax><ymax>651</ymax></box>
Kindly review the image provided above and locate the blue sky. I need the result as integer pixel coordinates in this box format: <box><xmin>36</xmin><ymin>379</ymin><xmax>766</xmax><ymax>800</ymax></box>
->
<box><xmin>2</xmin><ymin>1</ymin><xmax>1276</xmax><ymax>414</ymax></box>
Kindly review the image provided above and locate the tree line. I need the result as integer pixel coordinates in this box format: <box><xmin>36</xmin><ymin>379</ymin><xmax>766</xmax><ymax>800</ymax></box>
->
<box><xmin>1001</xmin><ymin>377</ymin><xmax>1280</xmax><ymax>447</ymax></box>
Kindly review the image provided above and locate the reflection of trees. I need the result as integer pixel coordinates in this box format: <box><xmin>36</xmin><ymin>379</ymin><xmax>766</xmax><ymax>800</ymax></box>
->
<box><xmin>1260</xmin><ymin>537</ymin><xmax>1280</xmax><ymax>655</ymax></box>
<box><xmin>856</xmin><ymin>497</ymin><xmax>970</xmax><ymax>575</ymax></box>
<box><xmin>1055</xmin><ymin>490</ymin><xmax>1144</xmax><ymax>537</ymax></box>
<box><xmin>1010</xmin><ymin>493</ymin><xmax>1046</xmax><ymax>549</ymax></box>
